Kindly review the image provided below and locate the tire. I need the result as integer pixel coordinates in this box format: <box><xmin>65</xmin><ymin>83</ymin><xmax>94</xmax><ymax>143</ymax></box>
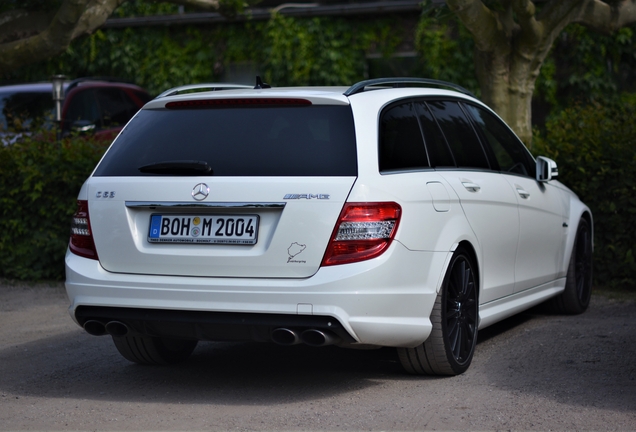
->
<box><xmin>398</xmin><ymin>247</ymin><xmax>478</xmax><ymax>376</ymax></box>
<box><xmin>549</xmin><ymin>218</ymin><xmax>593</xmax><ymax>314</ymax></box>
<box><xmin>112</xmin><ymin>335</ymin><xmax>198</xmax><ymax>365</ymax></box>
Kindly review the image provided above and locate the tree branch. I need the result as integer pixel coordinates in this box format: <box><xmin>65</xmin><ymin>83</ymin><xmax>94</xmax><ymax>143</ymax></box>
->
<box><xmin>512</xmin><ymin>0</ymin><xmax>541</xmax><ymax>39</ymax></box>
<box><xmin>0</xmin><ymin>10</ymin><xmax>55</xmax><ymax>44</ymax></box>
<box><xmin>72</xmin><ymin>0</ymin><xmax>126</xmax><ymax>39</ymax></box>
<box><xmin>0</xmin><ymin>0</ymin><xmax>89</xmax><ymax>75</ymax></box>
<box><xmin>445</xmin><ymin>0</ymin><xmax>506</xmax><ymax>51</ymax></box>
<box><xmin>574</xmin><ymin>0</ymin><xmax>636</xmax><ymax>33</ymax></box>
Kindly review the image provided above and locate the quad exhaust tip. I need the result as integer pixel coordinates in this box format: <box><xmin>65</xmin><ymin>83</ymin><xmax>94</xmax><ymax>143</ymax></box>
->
<box><xmin>85</xmin><ymin>321</ymin><xmax>338</xmax><ymax>345</ymax></box>
<box><xmin>83</xmin><ymin>320</ymin><xmax>129</xmax><ymax>337</ymax></box>
<box><xmin>271</xmin><ymin>328</ymin><xmax>341</xmax><ymax>347</ymax></box>
<box><xmin>271</xmin><ymin>328</ymin><xmax>301</xmax><ymax>345</ymax></box>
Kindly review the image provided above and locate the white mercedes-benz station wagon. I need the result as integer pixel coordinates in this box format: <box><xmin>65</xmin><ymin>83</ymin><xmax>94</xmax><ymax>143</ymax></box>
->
<box><xmin>65</xmin><ymin>78</ymin><xmax>593</xmax><ymax>375</ymax></box>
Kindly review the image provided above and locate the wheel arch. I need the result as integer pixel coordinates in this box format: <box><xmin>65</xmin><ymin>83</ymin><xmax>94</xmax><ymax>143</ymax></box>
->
<box><xmin>563</xmin><ymin>202</ymin><xmax>594</xmax><ymax>272</ymax></box>
<box><xmin>443</xmin><ymin>240</ymin><xmax>480</xmax><ymax>297</ymax></box>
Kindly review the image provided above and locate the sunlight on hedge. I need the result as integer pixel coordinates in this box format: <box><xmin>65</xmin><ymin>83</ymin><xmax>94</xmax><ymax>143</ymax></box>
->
<box><xmin>533</xmin><ymin>96</ymin><xmax>636</xmax><ymax>288</ymax></box>
<box><xmin>0</xmin><ymin>132</ymin><xmax>110</xmax><ymax>280</ymax></box>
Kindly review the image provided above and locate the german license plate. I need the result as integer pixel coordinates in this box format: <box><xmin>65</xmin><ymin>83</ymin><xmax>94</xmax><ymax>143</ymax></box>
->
<box><xmin>148</xmin><ymin>214</ymin><xmax>259</xmax><ymax>245</ymax></box>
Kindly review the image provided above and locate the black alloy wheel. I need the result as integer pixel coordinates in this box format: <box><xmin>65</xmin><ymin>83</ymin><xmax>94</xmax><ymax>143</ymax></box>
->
<box><xmin>398</xmin><ymin>246</ymin><xmax>478</xmax><ymax>376</ymax></box>
<box><xmin>549</xmin><ymin>218</ymin><xmax>593</xmax><ymax>315</ymax></box>
<box><xmin>443</xmin><ymin>253</ymin><xmax>478</xmax><ymax>366</ymax></box>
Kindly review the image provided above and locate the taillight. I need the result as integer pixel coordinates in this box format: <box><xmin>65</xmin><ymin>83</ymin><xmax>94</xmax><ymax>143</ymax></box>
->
<box><xmin>321</xmin><ymin>202</ymin><xmax>402</xmax><ymax>266</ymax></box>
<box><xmin>69</xmin><ymin>200</ymin><xmax>98</xmax><ymax>260</ymax></box>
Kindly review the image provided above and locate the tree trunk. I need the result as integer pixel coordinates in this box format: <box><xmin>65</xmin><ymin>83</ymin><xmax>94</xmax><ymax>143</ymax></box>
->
<box><xmin>448</xmin><ymin>0</ymin><xmax>636</xmax><ymax>146</ymax></box>
<box><xmin>474</xmin><ymin>43</ymin><xmax>542</xmax><ymax>146</ymax></box>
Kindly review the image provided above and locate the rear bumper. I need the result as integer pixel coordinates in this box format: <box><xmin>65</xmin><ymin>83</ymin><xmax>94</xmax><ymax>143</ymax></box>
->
<box><xmin>65</xmin><ymin>242</ymin><xmax>448</xmax><ymax>348</ymax></box>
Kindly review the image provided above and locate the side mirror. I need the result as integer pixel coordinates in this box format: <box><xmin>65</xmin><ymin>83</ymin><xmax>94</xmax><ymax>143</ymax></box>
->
<box><xmin>536</xmin><ymin>156</ymin><xmax>558</xmax><ymax>182</ymax></box>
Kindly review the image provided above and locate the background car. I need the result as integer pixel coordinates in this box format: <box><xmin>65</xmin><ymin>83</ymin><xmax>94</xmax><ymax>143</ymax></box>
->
<box><xmin>0</xmin><ymin>78</ymin><xmax>151</xmax><ymax>142</ymax></box>
<box><xmin>65</xmin><ymin>77</ymin><xmax>593</xmax><ymax>376</ymax></box>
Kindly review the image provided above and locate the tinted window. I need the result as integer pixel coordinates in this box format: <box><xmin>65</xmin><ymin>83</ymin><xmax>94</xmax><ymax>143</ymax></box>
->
<box><xmin>414</xmin><ymin>101</ymin><xmax>455</xmax><ymax>167</ymax></box>
<box><xmin>379</xmin><ymin>102</ymin><xmax>429</xmax><ymax>172</ymax></box>
<box><xmin>97</xmin><ymin>88</ymin><xmax>139</xmax><ymax>127</ymax></box>
<box><xmin>64</xmin><ymin>89</ymin><xmax>101</xmax><ymax>130</ymax></box>
<box><xmin>0</xmin><ymin>91</ymin><xmax>53</xmax><ymax>131</ymax></box>
<box><xmin>133</xmin><ymin>90</ymin><xmax>152</xmax><ymax>105</ymax></box>
<box><xmin>426</xmin><ymin>100</ymin><xmax>490</xmax><ymax>170</ymax></box>
<box><xmin>463</xmin><ymin>103</ymin><xmax>534</xmax><ymax>176</ymax></box>
<box><xmin>94</xmin><ymin>105</ymin><xmax>357</xmax><ymax>177</ymax></box>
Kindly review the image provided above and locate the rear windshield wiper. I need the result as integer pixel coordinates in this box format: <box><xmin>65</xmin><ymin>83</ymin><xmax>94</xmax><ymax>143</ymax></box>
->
<box><xmin>138</xmin><ymin>160</ymin><xmax>213</xmax><ymax>175</ymax></box>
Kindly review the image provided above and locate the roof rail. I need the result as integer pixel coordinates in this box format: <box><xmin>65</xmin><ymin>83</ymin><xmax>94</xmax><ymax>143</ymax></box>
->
<box><xmin>156</xmin><ymin>83</ymin><xmax>251</xmax><ymax>98</ymax></box>
<box><xmin>343</xmin><ymin>77</ymin><xmax>475</xmax><ymax>97</ymax></box>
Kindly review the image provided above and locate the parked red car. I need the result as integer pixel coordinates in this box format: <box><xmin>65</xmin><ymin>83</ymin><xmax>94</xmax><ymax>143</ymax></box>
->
<box><xmin>0</xmin><ymin>78</ymin><xmax>151</xmax><ymax>143</ymax></box>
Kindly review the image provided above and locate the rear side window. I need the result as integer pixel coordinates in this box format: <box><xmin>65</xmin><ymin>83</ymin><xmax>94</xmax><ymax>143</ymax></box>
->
<box><xmin>426</xmin><ymin>100</ymin><xmax>490</xmax><ymax>170</ymax></box>
<box><xmin>463</xmin><ymin>103</ymin><xmax>534</xmax><ymax>176</ymax></box>
<box><xmin>379</xmin><ymin>102</ymin><xmax>429</xmax><ymax>172</ymax></box>
<box><xmin>93</xmin><ymin>105</ymin><xmax>357</xmax><ymax>177</ymax></box>
<box><xmin>414</xmin><ymin>102</ymin><xmax>455</xmax><ymax>167</ymax></box>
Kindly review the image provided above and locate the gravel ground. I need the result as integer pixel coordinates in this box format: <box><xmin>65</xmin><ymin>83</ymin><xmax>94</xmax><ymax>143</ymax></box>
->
<box><xmin>0</xmin><ymin>281</ymin><xmax>634</xmax><ymax>430</ymax></box>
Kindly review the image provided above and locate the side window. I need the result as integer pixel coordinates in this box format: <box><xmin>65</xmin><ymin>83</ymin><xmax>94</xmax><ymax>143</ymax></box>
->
<box><xmin>426</xmin><ymin>100</ymin><xmax>490</xmax><ymax>170</ymax></box>
<box><xmin>463</xmin><ymin>103</ymin><xmax>534</xmax><ymax>176</ymax></box>
<box><xmin>64</xmin><ymin>89</ymin><xmax>101</xmax><ymax>130</ymax></box>
<box><xmin>414</xmin><ymin>101</ymin><xmax>456</xmax><ymax>167</ymax></box>
<box><xmin>96</xmin><ymin>88</ymin><xmax>139</xmax><ymax>128</ymax></box>
<box><xmin>379</xmin><ymin>102</ymin><xmax>429</xmax><ymax>172</ymax></box>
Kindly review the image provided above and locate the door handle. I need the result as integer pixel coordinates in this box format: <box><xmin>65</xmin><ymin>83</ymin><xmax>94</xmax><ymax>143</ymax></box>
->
<box><xmin>516</xmin><ymin>187</ymin><xmax>530</xmax><ymax>199</ymax></box>
<box><xmin>462</xmin><ymin>182</ymin><xmax>480</xmax><ymax>192</ymax></box>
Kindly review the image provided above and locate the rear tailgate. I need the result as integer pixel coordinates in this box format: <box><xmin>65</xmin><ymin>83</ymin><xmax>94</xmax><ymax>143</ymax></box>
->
<box><xmin>89</xmin><ymin>176</ymin><xmax>355</xmax><ymax>278</ymax></box>
<box><xmin>87</xmin><ymin>91</ymin><xmax>357</xmax><ymax>279</ymax></box>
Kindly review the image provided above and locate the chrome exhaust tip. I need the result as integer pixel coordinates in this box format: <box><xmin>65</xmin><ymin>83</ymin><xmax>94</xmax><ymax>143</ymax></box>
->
<box><xmin>300</xmin><ymin>329</ymin><xmax>341</xmax><ymax>347</ymax></box>
<box><xmin>83</xmin><ymin>320</ymin><xmax>107</xmax><ymax>336</ymax></box>
<box><xmin>271</xmin><ymin>328</ymin><xmax>301</xmax><ymax>346</ymax></box>
<box><xmin>105</xmin><ymin>321</ymin><xmax>129</xmax><ymax>337</ymax></box>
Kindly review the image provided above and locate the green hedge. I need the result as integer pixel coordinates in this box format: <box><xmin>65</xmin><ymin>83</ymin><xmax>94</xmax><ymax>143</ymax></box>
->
<box><xmin>533</xmin><ymin>97</ymin><xmax>636</xmax><ymax>288</ymax></box>
<box><xmin>2</xmin><ymin>100</ymin><xmax>635</xmax><ymax>287</ymax></box>
<box><xmin>0</xmin><ymin>133</ymin><xmax>109</xmax><ymax>280</ymax></box>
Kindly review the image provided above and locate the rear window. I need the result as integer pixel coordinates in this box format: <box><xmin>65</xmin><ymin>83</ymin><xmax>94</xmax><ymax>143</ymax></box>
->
<box><xmin>94</xmin><ymin>105</ymin><xmax>358</xmax><ymax>177</ymax></box>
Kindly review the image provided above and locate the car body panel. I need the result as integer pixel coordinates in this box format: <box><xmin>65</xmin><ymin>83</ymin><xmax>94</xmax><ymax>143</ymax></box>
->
<box><xmin>437</xmin><ymin>170</ymin><xmax>520</xmax><ymax>303</ymax></box>
<box><xmin>66</xmin><ymin>240</ymin><xmax>445</xmax><ymax>347</ymax></box>
<box><xmin>88</xmin><ymin>176</ymin><xmax>356</xmax><ymax>278</ymax></box>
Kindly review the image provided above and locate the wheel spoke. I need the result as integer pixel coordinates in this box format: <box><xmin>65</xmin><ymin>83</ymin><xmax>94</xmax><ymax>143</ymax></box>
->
<box><xmin>446</xmin><ymin>255</ymin><xmax>477</xmax><ymax>364</ymax></box>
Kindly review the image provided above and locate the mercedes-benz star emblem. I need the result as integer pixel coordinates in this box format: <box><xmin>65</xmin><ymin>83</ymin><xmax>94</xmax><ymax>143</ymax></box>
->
<box><xmin>192</xmin><ymin>183</ymin><xmax>210</xmax><ymax>201</ymax></box>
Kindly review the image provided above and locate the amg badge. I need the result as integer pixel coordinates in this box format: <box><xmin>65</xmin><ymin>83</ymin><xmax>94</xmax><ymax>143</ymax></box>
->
<box><xmin>284</xmin><ymin>194</ymin><xmax>330</xmax><ymax>200</ymax></box>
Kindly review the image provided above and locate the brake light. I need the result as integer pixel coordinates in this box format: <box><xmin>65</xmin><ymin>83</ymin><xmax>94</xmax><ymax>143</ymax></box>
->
<box><xmin>321</xmin><ymin>202</ymin><xmax>402</xmax><ymax>266</ymax></box>
<box><xmin>165</xmin><ymin>98</ymin><xmax>312</xmax><ymax>109</ymax></box>
<box><xmin>69</xmin><ymin>200</ymin><xmax>98</xmax><ymax>260</ymax></box>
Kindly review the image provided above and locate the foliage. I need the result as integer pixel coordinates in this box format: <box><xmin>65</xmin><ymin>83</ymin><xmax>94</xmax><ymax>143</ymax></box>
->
<box><xmin>413</xmin><ymin>2</ymin><xmax>479</xmax><ymax>96</ymax></box>
<box><xmin>114</xmin><ymin>1</ymin><xmax>181</xmax><ymax>17</ymax></box>
<box><xmin>0</xmin><ymin>132</ymin><xmax>109</xmax><ymax>280</ymax></box>
<box><xmin>263</xmin><ymin>13</ymin><xmax>389</xmax><ymax>86</ymax></box>
<box><xmin>536</xmin><ymin>24</ymin><xmax>636</xmax><ymax>113</ymax></box>
<box><xmin>7</xmin><ymin>13</ymin><xmax>406</xmax><ymax>94</ymax></box>
<box><xmin>532</xmin><ymin>97</ymin><xmax>636</xmax><ymax>288</ymax></box>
